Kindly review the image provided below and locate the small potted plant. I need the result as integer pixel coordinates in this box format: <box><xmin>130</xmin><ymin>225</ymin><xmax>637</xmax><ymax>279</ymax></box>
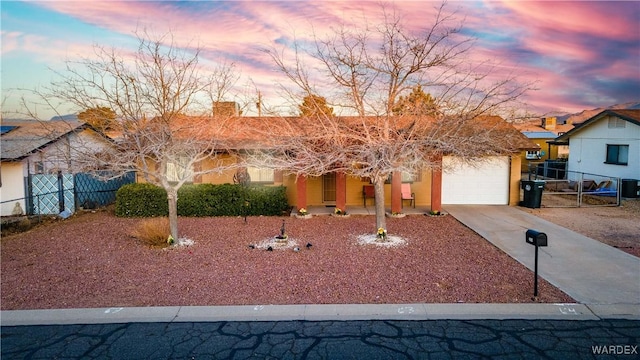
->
<box><xmin>376</xmin><ymin>227</ymin><xmax>387</xmax><ymax>242</ymax></box>
<box><xmin>296</xmin><ymin>208</ymin><xmax>311</xmax><ymax>218</ymax></box>
<box><xmin>332</xmin><ymin>207</ymin><xmax>349</xmax><ymax>217</ymax></box>
<box><xmin>386</xmin><ymin>211</ymin><xmax>406</xmax><ymax>218</ymax></box>
<box><xmin>427</xmin><ymin>209</ymin><xmax>447</xmax><ymax>217</ymax></box>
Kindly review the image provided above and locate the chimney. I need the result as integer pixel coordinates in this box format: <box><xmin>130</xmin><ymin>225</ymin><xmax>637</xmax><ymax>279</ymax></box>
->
<box><xmin>256</xmin><ymin>91</ymin><xmax>262</xmax><ymax>117</ymax></box>
<box><xmin>213</xmin><ymin>102</ymin><xmax>240</xmax><ymax>116</ymax></box>
<box><xmin>541</xmin><ymin>116</ymin><xmax>556</xmax><ymax>130</ymax></box>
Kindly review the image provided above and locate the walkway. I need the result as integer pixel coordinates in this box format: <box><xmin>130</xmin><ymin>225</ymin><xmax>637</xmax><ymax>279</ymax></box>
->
<box><xmin>302</xmin><ymin>205</ymin><xmax>430</xmax><ymax>216</ymax></box>
<box><xmin>446</xmin><ymin>205</ymin><xmax>640</xmax><ymax>306</ymax></box>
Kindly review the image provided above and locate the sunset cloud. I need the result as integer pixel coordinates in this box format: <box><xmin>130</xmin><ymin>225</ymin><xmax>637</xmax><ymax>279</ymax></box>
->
<box><xmin>2</xmin><ymin>1</ymin><xmax>638</xmax><ymax>118</ymax></box>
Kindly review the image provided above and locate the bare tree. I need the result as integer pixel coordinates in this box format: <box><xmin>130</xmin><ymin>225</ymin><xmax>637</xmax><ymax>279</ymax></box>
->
<box><xmin>19</xmin><ymin>30</ymin><xmax>240</xmax><ymax>241</ymax></box>
<box><xmin>261</xmin><ymin>1</ymin><xmax>533</xmax><ymax>232</ymax></box>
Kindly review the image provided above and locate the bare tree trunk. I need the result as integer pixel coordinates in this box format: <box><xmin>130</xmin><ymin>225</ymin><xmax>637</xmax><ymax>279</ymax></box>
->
<box><xmin>373</xmin><ymin>177</ymin><xmax>386</xmax><ymax>231</ymax></box>
<box><xmin>167</xmin><ymin>188</ymin><xmax>179</xmax><ymax>241</ymax></box>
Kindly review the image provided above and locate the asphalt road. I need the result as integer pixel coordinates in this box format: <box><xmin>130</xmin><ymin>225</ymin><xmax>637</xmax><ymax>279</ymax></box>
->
<box><xmin>2</xmin><ymin>319</ymin><xmax>639</xmax><ymax>359</ymax></box>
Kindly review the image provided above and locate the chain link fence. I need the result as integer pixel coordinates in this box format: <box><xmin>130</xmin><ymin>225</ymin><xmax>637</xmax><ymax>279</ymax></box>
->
<box><xmin>1</xmin><ymin>171</ymin><xmax>135</xmax><ymax>216</ymax></box>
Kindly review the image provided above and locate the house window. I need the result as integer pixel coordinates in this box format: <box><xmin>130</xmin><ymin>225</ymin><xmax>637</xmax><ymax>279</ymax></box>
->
<box><xmin>401</xmin><ymin>171</ymin><xmax>421</xmax><ymax>183</ymax></box>
<box><xmin>34</xmin><ymin>161</ymin><xmax>45</xmax><ymax>174</ymax></box>
<box><xmin>166</xmin><ymin>157</ymin><xmax>193</xmax><ymax>183</ymax></box>
<box><xmin>247</xmin><ymin>167</ymin><xmax>274</xmax><ymax>183</ymax></box>
<box><xmin>607</xmin><ymin>118</ymin><xmax>626</xmax><ymax>128</ymax></box>
<box><xmin>605</xmin><ymin>144</ymin><xmax>629</xmax><ymax>165</ymax></box>
<box><xmin>525</xmin><ymin>151</ymin><xmax>541</xmax><ymax>160</ymax></box>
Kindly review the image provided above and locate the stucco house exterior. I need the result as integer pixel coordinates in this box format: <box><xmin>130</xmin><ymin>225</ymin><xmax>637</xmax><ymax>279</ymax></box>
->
<box><xmin>0</xmin><ymin>119</ymin><xmax>111</xmax><ymax>216</ymax></box>
<box><xmin>182</xmin><ymin>115</ymin><xmax>536</xmax><ymax>214</ymax></box>
<box><xmin>553</xmin><ymin>109</ymin><xmax>640</xmax><ymax>184</ymax></box>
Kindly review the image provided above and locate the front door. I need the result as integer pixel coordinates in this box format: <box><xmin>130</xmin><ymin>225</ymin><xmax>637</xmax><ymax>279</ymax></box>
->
<box><xmin>323</xmin><ymin>173</ymin><xmax>336</xmax><ymax>204</ymax></box>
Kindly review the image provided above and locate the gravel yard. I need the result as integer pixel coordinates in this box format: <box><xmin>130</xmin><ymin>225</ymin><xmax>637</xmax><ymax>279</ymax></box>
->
<box><xmin>521</xmin><ymin>199</ymin><xmax>640</xmax><ymax>257</ymax></box>
<box><xmin>1</xmin><ymin>211</ymin><xmax>573</xmax><ymax>310</ymax></box>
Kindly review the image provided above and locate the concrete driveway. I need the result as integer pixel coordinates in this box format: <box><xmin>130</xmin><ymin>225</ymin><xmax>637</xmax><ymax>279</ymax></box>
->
<box><xmin>445</xmin><ymin>205</ymin><xmax>640</xmax><ymax>308</ymax></box>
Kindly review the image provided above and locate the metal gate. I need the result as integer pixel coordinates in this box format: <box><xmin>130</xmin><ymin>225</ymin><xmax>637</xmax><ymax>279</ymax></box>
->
<box><xmin>24</xmin><ymin>171</ymin><xmax>135</xmax><ymax>215</ymax></box>
<box><xmin>527</xmin><ymin>166</ymin><xmax>620</xmax><ymax>207</ymax></box>
<box><xmin>27</xmin><ymin>173</ymin><xmax>74</xmax><ymax>214</ymax></box>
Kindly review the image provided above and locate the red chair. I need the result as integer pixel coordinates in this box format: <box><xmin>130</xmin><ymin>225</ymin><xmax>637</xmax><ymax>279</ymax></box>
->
<box><xmin>401</xmin><ymin>183</ymin><xmax>415</xmax><ymax>208</ymax></box>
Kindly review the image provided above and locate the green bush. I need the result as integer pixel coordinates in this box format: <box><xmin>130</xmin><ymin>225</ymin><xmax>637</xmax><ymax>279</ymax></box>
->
<box><xmin>177</xmin><ymin>183</ymin><xmax>289</xmax><ymax>216</ymax></box>
<box><xmin>245</xmin><ymin>185</ymin><xmax>290</xmax><ymax>216</ymax></box>
<box><xmin>115</xmin><ymin>183</ymin><xmax>168</xmax><ymax>217</ymax></box>
<box><xmin>116</xmin><ymin>183</ymin><xmax>289</xmax><ymax>217</ymax></box>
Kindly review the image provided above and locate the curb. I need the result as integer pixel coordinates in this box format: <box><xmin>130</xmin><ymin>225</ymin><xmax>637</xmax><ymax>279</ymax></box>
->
<box><xmin>2</xmin><ymin>303</ymin><xmax>638</xmax><ymax>326</ymax></box>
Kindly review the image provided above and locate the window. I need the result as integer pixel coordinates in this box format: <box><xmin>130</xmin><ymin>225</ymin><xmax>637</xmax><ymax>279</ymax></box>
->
<box><xmin>605</xmin><ymin>144</ymin><xmax>629</xmax><ymax>165</ymax></box>
<box><xmin>34</xmin><ymin>161</ymin><xmax>44</xmax><ymax>174</ymax></box>
<box><xmin>401</xmin><ymin>171</ymin><xmax>421</xmax><ymax>183</ymax></box>
<box><xmin>525</xmin><ymin>151</ymin><xmax>541</xmax><ymax>160</ymax></box>
<box><xmin>607</xmin><ymin>118</ymin><xmax>626</xmax><ymax>129</ymax></box>
<box><xmin>166</xmin><ymin>157</ymin><xmax>193</xmax><ymax>182</ymax></box>
<box><xmin>247</xmin><ymin>167</ymin><xmax>274</xmax><ymax>183</ymax></box>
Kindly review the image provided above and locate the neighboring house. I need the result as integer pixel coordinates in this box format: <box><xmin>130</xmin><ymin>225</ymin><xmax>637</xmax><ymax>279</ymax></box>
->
<box><xmin>553</xmin><ymin>109</ymin><xmax>640</xmax><ymax>183</ymax></box>
<box><xmin>515</xmin><ymin>116</ymin><xmax>573</xmax><ymax>172</ymax></box>
<box><xmin>0</xmin><ymin>119</ymin><xmax>112</xmax><ymax>216</ymax></box>
<box><xmin>176</xmin><ymin>115</ymin><xmax>536</xmax><ymax>213</ymax></box>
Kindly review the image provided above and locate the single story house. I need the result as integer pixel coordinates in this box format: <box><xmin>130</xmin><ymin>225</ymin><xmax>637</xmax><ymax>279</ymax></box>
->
<box><xmin>553</xmin><ymin>109</ymin><xmax>640</xmax><ymax>186</ymax></box>
<box><xmin>0</xmin><ymin>119</ymin><xmax>111</xmax><ymax>216</ymax></box>
<box><xmin>175</xmin><ymin>114</ymin><xmax>537</xmax><ymax>213</ymax></box>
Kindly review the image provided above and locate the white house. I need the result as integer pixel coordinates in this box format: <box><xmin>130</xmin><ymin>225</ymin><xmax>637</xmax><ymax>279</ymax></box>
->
<box><xmin>553</xmin><ymin>109</ymin><xmax>640</xmax><ymax>187</ymax></box>
<box><xmin>0</xmin><ymin>119</ymin><xmax>111</xmax><ymax>216</ymax></box>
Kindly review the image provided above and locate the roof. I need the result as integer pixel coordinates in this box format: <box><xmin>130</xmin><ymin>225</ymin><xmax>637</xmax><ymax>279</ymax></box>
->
<box><xmin>522</xmin><ymin>131</ymin><xmax>559</xmax><ymax>139</ymax></box>
<box><xmin>554</xmin><ymin>109</ymin><xmax>640</xmax><ymax>144</ymax></box>
<box><xmin>38</xmin><ymin>114</ymin><xmax>538</xmax><ymax>158</ymax></box>
<box><xmin>1</xmin><ymin>120</ymin><xmax>89</xmax><ymax>161</ymax></box>
<box><xmin>512</xmin><ymin>119</ymin><xmax>575</xmax><ymax>134</ymax></box>
<box><xmin>199</xmin><ymin>114</ymin><xmax>539</xmax><ymax>152</ymax></box>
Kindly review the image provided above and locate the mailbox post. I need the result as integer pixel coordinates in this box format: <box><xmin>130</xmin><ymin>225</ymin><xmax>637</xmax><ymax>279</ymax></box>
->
<box><xmin>526</xmin><ymin>229</ymin><xmax>548</xmax><ymax>297</ymax></box>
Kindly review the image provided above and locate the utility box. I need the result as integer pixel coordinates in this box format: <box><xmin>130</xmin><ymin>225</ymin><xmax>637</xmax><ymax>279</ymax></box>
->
<box><xmin>526</xmin><ymin>229</ymin><xmax>548</xmax><ymax>247</ymax></box>
<box><xmin>521</xmin><ymin>180</ymin><xmax>545</xmax><ymax>208</ymax></box>
<box><xmin>621</xmin><ymin>179</ymin><xmax>639</xmax><ymax>198</ymax></box>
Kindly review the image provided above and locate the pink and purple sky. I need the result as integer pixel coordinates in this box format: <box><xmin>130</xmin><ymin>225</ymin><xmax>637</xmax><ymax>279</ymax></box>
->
<box><xmin>2</xmin><ymin>0</ymin><xmax>639</xmax><ymax>119</ymax></box>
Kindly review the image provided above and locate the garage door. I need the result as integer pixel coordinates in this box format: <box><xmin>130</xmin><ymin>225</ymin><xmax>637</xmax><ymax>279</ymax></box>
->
<box><xmin>442</xmin><ymin>156</ymin><xmax>510</xmax><ymax>205</ymax></box>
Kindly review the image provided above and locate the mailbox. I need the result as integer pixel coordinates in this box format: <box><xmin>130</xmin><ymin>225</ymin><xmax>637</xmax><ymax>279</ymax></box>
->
<box><xmin>526</xmin><ymin>229</ymin><xmax>548</xmax><ymax>247</ymax></box>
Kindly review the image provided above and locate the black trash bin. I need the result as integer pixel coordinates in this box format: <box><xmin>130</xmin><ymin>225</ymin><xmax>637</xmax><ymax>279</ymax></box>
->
<box><xmin>621</xmin><ymin>179</ymin><xmax>639</xmax><ymax>198</ymax></box>
<box><xmin>521</xmin><ymin>180</ymin><xmax>545</xmax><ymax>208</ymax></box>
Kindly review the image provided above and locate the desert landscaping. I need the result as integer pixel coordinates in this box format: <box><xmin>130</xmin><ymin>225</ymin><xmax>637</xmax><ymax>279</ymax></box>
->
<box><xmin>1</xmin><ymin>211</ymin><xmax>576</xmax><ymax>310</ymax></box>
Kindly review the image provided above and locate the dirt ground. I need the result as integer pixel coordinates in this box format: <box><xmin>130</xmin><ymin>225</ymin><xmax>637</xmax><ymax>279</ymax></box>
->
<box><xmin>1</xmin><ymin>211</ymin><xmax>573</xmax><ymax>310</ymax></box>
<box><xmin>520</xmin><ymin>198</ymin><xmax>640</xmax><ymax>257</ymax></box>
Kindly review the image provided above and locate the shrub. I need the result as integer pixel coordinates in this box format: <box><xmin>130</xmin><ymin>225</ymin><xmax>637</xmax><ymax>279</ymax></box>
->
<box><xmin>177</xmin><ymin>183</ymin><xmax>290</xmax><ymax>216</ymax></box>
<box><xmin>116</xmin><ymin>182</ymin><xmax>290</xmax><ymax>217</ymax></box>
<box><xmin>115</xmin><ymin>183</ymin><xmax>168</xmax><ymax>217</ymax></box>
<box><xmin>245</xmin><ymin>185</ymin><xmax>290</xmax><ymax>216</ymax></box>
<box><xmin>178</xmin><ymin>183</ymin><xmax>245</xmax><ymax>216</ymax></box>
<box><xmin>131</xmin><ymin>217</ymin><xmax>171</xmax><ymax>248</ymax></box>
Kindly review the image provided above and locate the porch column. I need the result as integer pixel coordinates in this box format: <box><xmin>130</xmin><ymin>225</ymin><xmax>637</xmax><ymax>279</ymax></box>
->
<box><xmin>391</xmin><ymin>171</ymin><xmax>402</xmax><ymax>213</ymax></box>
<box><xmin>296</xmin><ymin>175</ymin><xmax>307</xmax><ymax>210</ymax></box>
<box><xmin>336</xmin><ymin>172</ymin><xmax>347</xmax><ymax>211</ymax></box>
<box><xmin>431</xmin><ymin>156</ymin><xmax>443</xmax><ymax>212</ymax></box>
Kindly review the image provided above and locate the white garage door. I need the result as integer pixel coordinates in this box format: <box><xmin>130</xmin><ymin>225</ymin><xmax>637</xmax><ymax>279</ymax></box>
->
<box><xmin>442</xmin><ymin>156</ymin><xmax>510</xmax><ymax>205</ymax></box>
